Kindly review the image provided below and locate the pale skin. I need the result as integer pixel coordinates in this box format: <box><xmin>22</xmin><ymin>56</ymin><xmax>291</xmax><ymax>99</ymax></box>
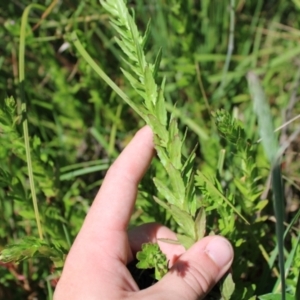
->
<box><xmin>54</xmin><ymin>126</ymin><xmax>234</xmax><ymax>300</ymax></box>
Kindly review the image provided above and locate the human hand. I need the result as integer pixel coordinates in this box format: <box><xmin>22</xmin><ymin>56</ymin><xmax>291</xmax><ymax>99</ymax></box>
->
<box><xmin>54</xmin><ymin>126</ymin><xmax>234</xmax><ymax>300</ymax></box>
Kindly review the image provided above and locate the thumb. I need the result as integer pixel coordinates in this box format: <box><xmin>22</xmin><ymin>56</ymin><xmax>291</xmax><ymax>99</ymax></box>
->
<box><xmin>149</xmin><ymin>236</ymin><xmax>234</xmax><ymax>300</ymax></box>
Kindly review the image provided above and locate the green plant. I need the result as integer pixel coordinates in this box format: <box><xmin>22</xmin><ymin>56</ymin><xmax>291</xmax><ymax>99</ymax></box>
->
<box><xmin>1</xmin><ymin>0</ymin><xmax>299</xmax><ymax>299</ymax></box>
<box><xmin>71</xmin><ymin>0</ymin><xmax>244</xmax><ymax>295</ymax></box>
<box><xmin>70</xmin><ymin>1</ymin><xmax>300</xmax><ymax>299</ymax></box>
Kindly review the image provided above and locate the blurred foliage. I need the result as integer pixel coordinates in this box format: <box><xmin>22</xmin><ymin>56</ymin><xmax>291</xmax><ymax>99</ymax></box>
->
<box><xmin>0</xmin><ymin>0</ymin><xmax>300</xmax><ymax>299</ymax></box>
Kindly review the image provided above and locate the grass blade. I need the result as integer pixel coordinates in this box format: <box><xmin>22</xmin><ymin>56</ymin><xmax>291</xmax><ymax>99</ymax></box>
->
<box><xmin>273</xmin><ymin>232</ymin><xmax>300</xmax><ymax>293</ymax></box>
<box><xmin>70</xmin><ymin>31</ymin><xmax>145</xmax><ymax>119</ymax></box>
<box><xmin>20</xmin><ymin>4</ymin><xmax>45</xmax><ymax>240</ymax></box>
<box><xmin>247</xmin><ymin>71</ymin><xmax>286</xmax><ymax>300</ymax></box>
<box><xmin>268</xmin><ymin>205</ymin><xmax>300</xmax><ymax>269</ymax></box>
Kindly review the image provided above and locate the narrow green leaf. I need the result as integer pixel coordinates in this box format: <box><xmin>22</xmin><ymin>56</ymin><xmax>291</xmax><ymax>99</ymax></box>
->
<box><xmin>155</xmin><ymin>77</ymin><xmax>167</xmax><ymax>126</ymax></box>
<box><xmin>147</xmin><ymin>114</ymin><xmax>169</xmax><ymax>146</ymax></box>
<box><xmin>184</xmin><ymin>172</ymin><xmax>197</xmax><ymax>216</ymax></box>
<box><xmin>0</xmin><ymin>237</ymin><xmax>65</xmax><ymax>268</ymax></box>
<box><xmin>142</xmin><ymin>18</ymin><xmax>151</xmax><ymax>49</ymax></box>
<box><xmin>127</xmin><ymin>15</ymin><xmax>145</xmax><ymax>72</ymax></box>
<box><xmin>71</xmin><ymin>31</ymin><xmax>145</xmax><ymax>119</ymax></box>
<box><xmin>153</xmin><ymin>197</ymin><xmax>195</xmax><ymax>240</ymax></box>
<box><xmin>153</xmin><ymin>196</ymin><xmax>171</xmax><ymax>212</ymax></box>
<box><xmin>194</xmin><ymin>208</ymin><xmax>206</xmax><ymax>240</ymax></box>
<box><xmin>233</xmin><ymin>178</ymin><xmax>251</xmax><ymax>197</ymax></box>
<box><xmin>258</xmin><ymin>294</ymin><xmax>294</xmax><ymax>300</ymax></box>
<box><xmin>157</xmin><ymin>238</ymin><xmax>181</xmax><ymax>245</ymax></box>
<box><xmin>165</xmin><ymin>102</ymin><xmax>208</xmax><ymax>140</ymax></box>
<box><xmin>182</xmin><ymin>145</ymin><xmax>197</xmax><ymax>182</ymax></box>
<box><xmin>169</xmin><ymin>205</ymin><xmax>196</xmax><ymax>240</ymax></box>
<box><xmin>271</xmin><ymin>165</ymin><xmax>286</xmax><ymax>298</ymax></box>
<box><xmin>153</xmin><ymin>47</ymin><xmax>162</xmax><ymax>79</ymax></box>
<box><xmin>247</xmin><ymin>71</ymin><xmax>278</xmax><ymax>162</ymax></box>
<box><xmin>195</xmin><ymin>171</ymin><xmax>249</xmax><ymax>224</ymax></box>
<box><xmin>121</xmin><ymin>68</ymin><xmax>143</xmax><ymax>90</ymax></box>
<box><xmin>144</xmin><ymin>65</ymin><xmax>158</xmax><ymax>107</ymax></box>
<box><xmin>217</xmin><ymin>149</ymin><xmax>226</xmax><ymax>176</ymax></box>
<box><xmin>114</xmin><ymin>37</ymin><xmax>140</xmax><ymax>66</ymax></box>
<box><xmin>221</xmin><ymin>273</ymin><xmax>235</xmax><ymax>300</ymax></box>
<box><xmin>269</xmin><ymin>208</ymin><xmax>300</xmax><ymax>268</ymax></box>
<box><xmin>153</xmin><ymin>177</ymin><xmax>177</xmax><ymax>205</ymax></box>
<box><xmin>20</xmin><ymin>4</ymin><xmax>45</xmax><ymax>241</ymax></box>
<box><xmin>176</xmin><ymin>234</ymin><xmax>195</xmax><ymax>249</ymax></box>
<box><xmin>121</xmin><ymin>56</ymin><xmax>143</xmax><ymax>80</ymax></box>
<box><xmin>155</xmin><ymin>145</ymin><xmax>169</xmax><ymax>167</ymax></box>
<box><xmin>255</xmin><ymin>199</ymin><xmax>269</xmax><ymax>211</ymax></box>
<box><xmin>296</xmin><ymin>270</ymin><xmax>300</xmax><ymax>300</ymax></box>
<box><xmin>168</xmin><ymin>118</ymin><xmax>182</xmax><ymax>169</ymax></box>
<box><xmin>121</xmin><ymin>68</ymin><xmax>147</xmax><ymax>99</ymax></box>
<box><xmin>247</xmin><ymin>72</ymin><xmax>285</xmax><ymax>299</ymax></box>
<box><xmin>166</xmin><ymin>163</ymin><xmax>186</xmax><ymax>205</ymax></box>
<box><xmin>273</xmin><ymin>232</ymin><xmax>300</xmax><ymax>293</ymax></box>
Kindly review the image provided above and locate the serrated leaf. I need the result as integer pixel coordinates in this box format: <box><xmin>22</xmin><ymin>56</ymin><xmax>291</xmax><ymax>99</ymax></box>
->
<box><xmin>169</xmin><ymin>134</ymin><xmax>182</xmax><ymax>169</ymax></box>
<box><xmin>0</xmin><ymin>237</ymin><xmax>65</xmax><ymax>268</ymax></box>
<box><xmin>250</xmin><ymin>191</ymin><xmax>263</xmax><ymax>202</ymax></box>
<box><xmin>136</xmin><ymin>242</ymin><xmax>168</xmax><ymax>280</ymax></box>
<box><xmin>195</xmin><ymin>208</ymin><xmax>206</xmax><ymax>240</ymax></box>
<box><xmin>155</xmin><ymin>77</ymin><xmax>167</xmax><ymax>126</ymax></box>
<box><xmin>233</xmin><ymin>178</ymin><xmax>251</xmax><ymax>197</ymax></box>
<box><xmin>144</xmin><ymin>65</ymin><xmax>158</xmax><ymax>107</ymax></box>
<box><xmin>182</xmin><ymin>145</ymin><xmax>197</xmax><ymax>182</ymax></box>
<box><xmin>169</xmin><ymin>205</ymin><xmax>196</xmax><ymax>240</ymax></box>
<box><xmin>121</xmin><ymin>68</ymin><xmax>143</xmax><ymax>90</ymax></box>
<box><xmin>121</xmin><ymin>68</ymin><xmax>147</xmax><ymax>100</ymax></box>
<box><xmin>114</xmin><ymin>36</ymin><xmax>139</xmax><ymax>65</ymax></box>
<box><xmin>195</xmin><ymin>171</ymin><xmax>249</xmax><ymax>224</ymax></box>
<box><xmin>183</xmin><ymin>172</ymin><xmax>197</xmax><ymax>215</ymax></box>
<box><xmin>166</xmin><ymin>163</ymin><xmax>185</xmax><ymax>205</ymax></box>
<box><xmin>141</xmin><ymin>18</ymin><xmax>151</xmax><ymax>49</ymax></box>
<box><xmin>120</xmin><ymin>50</ymin><xmax>143</xmax><ymax>77</ymax></box>
<box><xmin>153</xmin><ymin>177</ymin><xmax>177</xmax><ymax>205</ymax></box>
<box><xmin>127</xmin><ymin>13</ymin><xmax>145</xmax><ymax>71</ymax></box>
<box><xmin>153</xmin><ymin>196</ymin><xmax>170</xmax><ymax>211</ymax></box>
<box><xmin>168</xmin><ymin>118</ymin><xmax>182</xmax><ymax>169</ymax></box>
<box><xmin>100</xmin><ymin>1</ymin><xmax>116</xmax><ymax>16</ymax></box>
<box><xmin>221</xmin><ymin>273</ymin><xmax>235</xmax><ymax>300</ymax></box>
<box><xmin>169</xmin><ymin>115</ymin><xmax>179</xmax><ymax>138</ymax></box>
<box><xmin>176</xmin><ymin>234</ymin><xmax>195</xmax><ymax>249</ymax></box>
<box><xmin>153</xmin><ymin>47</ymin><xmax>162</xmax><ymax>79</ymax></box>
<box><xmin>71</xmin><ymin>31</ymin><xmax>145</xmax><ymax>119</ymax></box>
<box><xmin>148</xmin><ymin>114</ymin><xmax>168</xmax><ymax>141</ymax></box>
<box><xmin>153</xmin><ymin>197</ymin><xmax>195</xmax><ymax>240</ymax></box>
<box><xmin>155</xmin><ymin>145</ymin><xmax>169</xmax><ymax>167</ymax></box>
<box><xmin>255</xmin><ymin>199</ymin><xmax>269</xmax><ymax>211</ymax></box>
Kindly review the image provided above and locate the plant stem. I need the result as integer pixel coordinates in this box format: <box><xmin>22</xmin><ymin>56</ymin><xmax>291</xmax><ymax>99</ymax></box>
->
<box><xmin>19</xmin><ymin>4</ymin><xmax>44</xmax><ymax>240</ymax></box>
<box><xmin>70</xmin><ymin>31</ymin><xmax>144</xmax><ymax>119</ymax></box>
<box><xmin>216</xmin><ymin>0</ymin><xmax>236</xmax><ymax>97</ymax></box>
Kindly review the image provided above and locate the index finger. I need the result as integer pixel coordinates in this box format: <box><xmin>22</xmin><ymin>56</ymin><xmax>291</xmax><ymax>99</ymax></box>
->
<box><xmin>81</xmin><ymin>125</ymin><xmax>154</xmax><ymax>237</ymax></box>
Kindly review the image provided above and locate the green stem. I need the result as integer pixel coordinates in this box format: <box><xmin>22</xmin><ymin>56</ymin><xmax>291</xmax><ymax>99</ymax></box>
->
<box><xmin>271</xmin><ymin>164</ymin><xmax>286</xmax><ymax>299</ymax></box>
<box><xmin>216</xmin><ymin>0</ymin><xmax>236</xmax><ymax>97</ymax></box>
<box><xmin>70</xmin><ymin>31</ymin><xmax>144</xmax><ymax>119</ymax></box>
<box><xmin>19</xmin><ymin>4</ymin><xmax>44</xmax><ymax>240</ymax></box>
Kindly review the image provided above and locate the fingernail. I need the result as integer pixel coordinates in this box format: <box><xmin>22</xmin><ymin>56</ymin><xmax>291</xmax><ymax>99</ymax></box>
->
<box><xmin>205</xmin><ymin>237</ymin><xmax>233</xmax><ymax>268</ymax></box>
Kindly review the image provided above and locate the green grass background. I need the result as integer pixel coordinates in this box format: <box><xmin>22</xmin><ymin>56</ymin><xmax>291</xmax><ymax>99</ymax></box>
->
<box><xmin>0</xmin><ymin>0</ymin><xmax>300</xmax><ymax>299</ymax></box>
